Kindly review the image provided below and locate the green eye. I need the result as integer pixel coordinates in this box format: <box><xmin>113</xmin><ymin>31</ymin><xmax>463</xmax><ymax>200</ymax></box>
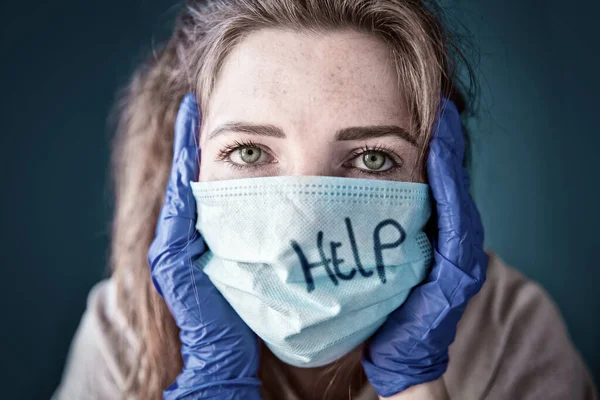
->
<box><xmin>239</xmin><ymin>147</ymin><xmax>262</xmax><ymax>164</ymax></box>
<box><xmin>362</xmin><ymin>151</ymin><xmax>387</xmax><ymax>170</ymax></box>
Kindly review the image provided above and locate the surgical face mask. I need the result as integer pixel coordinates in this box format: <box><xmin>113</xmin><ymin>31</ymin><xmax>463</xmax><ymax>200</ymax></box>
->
<box><xmin>191</xmin><ymin>176</ymin><xmax>433</xmax><ymax>368</ymax></box>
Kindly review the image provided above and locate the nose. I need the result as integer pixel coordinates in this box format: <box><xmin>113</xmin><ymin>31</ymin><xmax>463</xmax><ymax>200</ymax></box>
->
<box><xmin>285</xmin><ymin>147</ymin><xmax>337</xmax><ymax>177</ymax></box>
<box><xmin>288</xmin><ymin>161</ymin><xmax>336</xmax><ymax>177</ymax></box>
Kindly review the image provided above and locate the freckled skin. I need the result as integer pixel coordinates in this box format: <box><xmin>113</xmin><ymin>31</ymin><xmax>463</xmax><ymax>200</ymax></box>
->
<box><xmin>199</xmin><ymin>29</ymin><xmax>425</xmax><ymax>182</ymax></box>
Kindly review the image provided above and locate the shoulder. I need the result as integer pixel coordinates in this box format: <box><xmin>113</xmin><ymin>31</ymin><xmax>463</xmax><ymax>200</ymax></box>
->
<box><xmin>52</xmin><ymin>278</ymin><xmax>139</xmax><ymax>400</ymax></box>
<box><xmin>445</xmin><ymin>251</ymin><xmax>597</xmax><ymax>400</ymax></box>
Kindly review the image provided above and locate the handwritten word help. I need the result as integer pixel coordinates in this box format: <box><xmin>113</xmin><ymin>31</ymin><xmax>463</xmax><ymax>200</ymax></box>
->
<box><xmin>290</xmin><ymin>218</ymin><xmax>406</xmax><ymax>293</ymax></box>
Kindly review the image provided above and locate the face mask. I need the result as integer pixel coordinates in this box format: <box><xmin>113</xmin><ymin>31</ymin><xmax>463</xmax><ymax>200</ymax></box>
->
<box><xmin>191</xmin><ymin>176</ymin><xmax>433</xmax><ymax>368</ymax></box>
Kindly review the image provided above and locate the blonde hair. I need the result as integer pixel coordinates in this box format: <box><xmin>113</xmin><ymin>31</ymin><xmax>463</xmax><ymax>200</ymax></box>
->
<box><xmin>111</xmin><ymin>0</ymin><xmax>475</xmax><ymax>398</ymax></box>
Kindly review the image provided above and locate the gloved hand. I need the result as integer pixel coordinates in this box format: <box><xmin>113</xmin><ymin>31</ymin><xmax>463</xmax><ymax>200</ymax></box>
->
<box><xmin>148</xmin><ymin>94</ymin><xmax>262</xmax><ymax>400</ymax></box>
<box><xmin>361</xmin><ymin>97</ymin><xmax>489</xmax><ymax>397</ymax></box>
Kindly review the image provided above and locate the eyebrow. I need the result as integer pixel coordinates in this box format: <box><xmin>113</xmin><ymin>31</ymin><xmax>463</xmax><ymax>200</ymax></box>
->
<box><xmin>208</xmin><ymin>122</ymin><xmax>286</xmax><ymax>140</ymax></box>
<box><xmin>208</xmin><ymin>122</ymin><xmax>417</xmax><ymax>146</ymax></box>
<box><xmin>335</xmin><ymin>125</ymin><xmax>418</xmax><ymax>147</ymax></box>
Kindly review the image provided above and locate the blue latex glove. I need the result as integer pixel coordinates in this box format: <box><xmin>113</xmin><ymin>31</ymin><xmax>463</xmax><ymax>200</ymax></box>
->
<box><xmin>361</xmin><ymin>97</ymin><xmax>489</xmax><ymax>397</ymax></box>
<box><xmin>148</xmin><ymin>94</ymin><xmax>262</xmax><ymax>399</ymax></box>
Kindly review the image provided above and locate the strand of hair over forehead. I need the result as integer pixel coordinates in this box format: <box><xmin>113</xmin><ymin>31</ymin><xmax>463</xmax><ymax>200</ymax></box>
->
<box><xmin>186</xmin><ymin>0</ymin><xmax>446</xmax><ymax>27</ymax></box>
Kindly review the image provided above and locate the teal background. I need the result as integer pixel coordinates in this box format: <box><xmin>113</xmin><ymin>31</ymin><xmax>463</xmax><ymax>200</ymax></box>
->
<box><xmin>0</xmin><ymin>0</ymin><xmax>597</xmax><ymax>398</ymax></box>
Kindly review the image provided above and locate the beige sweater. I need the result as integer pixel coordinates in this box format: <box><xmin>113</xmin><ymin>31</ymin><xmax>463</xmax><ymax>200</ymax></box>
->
<box><xmin>53</xmin><ymin>252</ymin><xmax>598</xmax><ymax>399</ymax></box>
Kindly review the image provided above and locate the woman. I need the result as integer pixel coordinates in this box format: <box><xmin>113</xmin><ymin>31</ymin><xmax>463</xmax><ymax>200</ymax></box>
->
<box><xmin>53</xmin><ymin>0</ymin><xmax>596</xmax><ymax>399</ymax></box>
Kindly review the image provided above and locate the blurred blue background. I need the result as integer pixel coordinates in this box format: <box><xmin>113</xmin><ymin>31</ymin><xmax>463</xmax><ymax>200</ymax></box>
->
<box><xmin>0</xmin><ymin>0</ymin><xmax>597</xmax><ymax>398</ymax></box>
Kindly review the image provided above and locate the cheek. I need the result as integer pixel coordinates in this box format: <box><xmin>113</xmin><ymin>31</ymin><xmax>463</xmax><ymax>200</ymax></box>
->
<box><xmin>198</xmin><ymin>145</ymin><xmax>221</xmax><ymax>182</ymax></box>
<box><xmin>198</xmin><ymin>160</ymin><xmax>211</xmax><ymax>182</ymax></box>
<box><xmin>198</xmin><ymin>125</ymin><xmax>224</xmax><ymax>182</ymax></box>
<box><xmin>400</xmin><ymin>147</ymin><xmax>427</xmax><ymax>183</ymax></box>
<box><xmin>198</xmin><ymin>155</ymin><xmax>235</xmax><ymax>182</ymax></box>
<box><xmin>413</xmin><ymin>163</ymin><xmax>427</xmax><ymax>183</ymax></box>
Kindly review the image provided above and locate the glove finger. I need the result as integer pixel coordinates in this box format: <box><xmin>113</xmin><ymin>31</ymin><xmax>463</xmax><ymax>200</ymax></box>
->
<box><xmin>148</xmin><ymin>93</ymin><xmax>203</xmax><ymax>296</ymax></box>
<box><xmin>163</xmin><ymin>92</ymin><xmax>201</xmax><ymax>226</ymax></box>
<box><xmin>431</xmin><ymin>97</ymin><xmax>465</xmax><ymax>164</ymax></box>
<box><xmin>426</xmin><ymin>97</ymin><xmax>481</xmax><ymax>271</ymax></box>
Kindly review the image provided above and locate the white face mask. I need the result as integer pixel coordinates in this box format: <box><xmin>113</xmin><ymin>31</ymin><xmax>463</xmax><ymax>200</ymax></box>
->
<box><xmin>191</xmin><ymin>176</ymin><xmax>433</xmax><ymax>368</ymax></box>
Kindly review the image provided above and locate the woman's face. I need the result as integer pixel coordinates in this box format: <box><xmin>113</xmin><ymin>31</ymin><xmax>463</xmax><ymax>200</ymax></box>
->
<box><xmin>199</xmin><ymin>29</ymin><xmax>425</xmax><ymax>183</ymax></box>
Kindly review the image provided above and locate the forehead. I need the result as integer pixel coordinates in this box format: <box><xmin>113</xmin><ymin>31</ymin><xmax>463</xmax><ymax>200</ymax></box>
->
<box><xmin>203</xmin><ymin>29</ymin><xmax>410</xmax><ymax>137</ymax></box>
